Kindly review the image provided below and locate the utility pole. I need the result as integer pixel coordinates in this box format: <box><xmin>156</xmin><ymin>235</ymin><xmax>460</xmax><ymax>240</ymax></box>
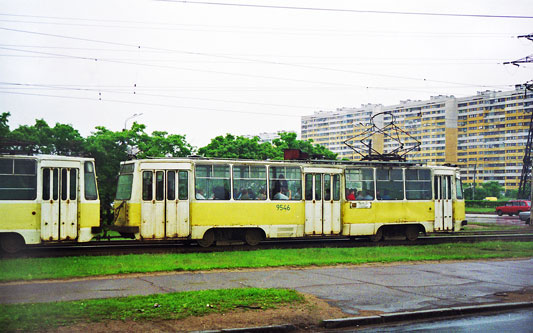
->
<box><xmin>472</xmin><ymin>164</ymin><xmax>477</xmax><ymax>200</ymax></box>
<box><xmin>504</xmin><ymin>34</ymin><xmax>533</xmax><ymax>200</ymax></box>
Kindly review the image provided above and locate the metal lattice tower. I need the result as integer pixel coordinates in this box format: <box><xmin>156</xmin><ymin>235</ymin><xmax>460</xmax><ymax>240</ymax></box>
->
<box><xmin>504</xmin><ymin>34</ymin><xmax>533</xmax><ymax>199</ymax></box>
<box><xmin>517</xmin><ymin>83</ymin><xmax>533</xmax><ymax>199</ymax></box>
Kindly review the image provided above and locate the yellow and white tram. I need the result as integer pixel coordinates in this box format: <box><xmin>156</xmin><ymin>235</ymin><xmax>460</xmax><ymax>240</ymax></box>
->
<box><xmin>0</xmin><ymin>155</ymin><xmax>100</xmax><ymax>252</ymax></box>
<box><xmin>112</xmin><ymin>157</ymin><xmax>466</xmax><ymax>247</ymax></box>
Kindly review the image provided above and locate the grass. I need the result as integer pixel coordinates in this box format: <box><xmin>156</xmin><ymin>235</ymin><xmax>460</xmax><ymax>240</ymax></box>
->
<box><xmin>462</xmin><ymin>222</ymin><xmax>526</xmax><ymax>232</ymax></box>
<box><xmin>0</xmin><ymin>288</ymin><xmax>303</xmax><ymax>332</ymax></box>
<box><xmin>465</xmin><ymin>207</ymin><xmax>495</xmax><ymax>214</ymax></box>
<box><xmin>1</xmin><ymin>241</ymin><xmax>533</xmax><ymax>282</ymax></box>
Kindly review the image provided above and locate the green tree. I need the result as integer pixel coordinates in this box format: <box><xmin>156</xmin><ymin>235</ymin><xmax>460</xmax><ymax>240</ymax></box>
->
<box><xmin>9</xmin><ymin>119</ymin><xmax>85</xmax><ymax>155</ymax></box>
<box><xmin>198</xmin><ymin>132</ymin><xmax>338</xmax><ymax>160</ymax></box>
<box><xmin>463</xmin><ymin>183</ymin><xmax>488</xmax><ymax>200</ymax></box>
<box><xmin>0</xmin><ymin>112</ymin><xmax>10</xmax><ymax>138</ymax></box>
<box><xmin>198</xmin><ymin>134</ymin><xmax>276</xmax><ymax>160</ymax></box>
<box><xmin>481</xmin><ymin>181</ymin><xmax>504</xmax><ymax>198</ymax></box>
<box><xmin>86</xmin><ymin>122</ymin><xmax>193</xmax><ymax>223</ymax></box>
<box><xmin>272</xmin><ymin>132</ymin><xmax>338</xmax><ymax>160</ymax></box>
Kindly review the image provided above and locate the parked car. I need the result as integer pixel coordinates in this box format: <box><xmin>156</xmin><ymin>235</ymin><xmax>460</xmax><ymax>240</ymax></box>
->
<box><xmin>519</xmin><ymin>211</ymin><xmax>531</xmax><ymax>224</ymax></box>
<box><xmin>495</xmin><ymin>200</ymin><xmax>531</xmax><ymax>216</ymax></box>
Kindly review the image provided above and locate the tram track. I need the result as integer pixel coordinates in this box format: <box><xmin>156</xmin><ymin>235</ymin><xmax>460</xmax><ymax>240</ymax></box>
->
<box><xmin>3</xmin><ymin>231</ymin><xmax>533</xmax><ymax>259</ymax></box>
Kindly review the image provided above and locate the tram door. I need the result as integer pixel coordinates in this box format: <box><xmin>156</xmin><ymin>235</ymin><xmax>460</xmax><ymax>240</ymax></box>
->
<box><xmin>140</xmin><ymin>170</ymin><xmax>190</xmax><ymax>239</ymax></box>
<box><xmin>434</xmin><ymin>174</ymin><xmax>453</xmax><ymax>231</ymax></box>
<box><xmin>304</xmin><ymin>171</ymin><xmax>341</xmax><ymax>235</ymax></box>
<box><xmin>41</xmin><ymin>167</ymin><xmax>78</xmax><ymax>241</ymax></box>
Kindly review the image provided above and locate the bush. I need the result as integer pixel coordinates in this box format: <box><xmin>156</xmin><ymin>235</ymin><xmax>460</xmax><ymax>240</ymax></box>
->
<box><xmin>465</xmin><ymin>200</ymin><xmax>508</xmax><ymax>208</ymax></box>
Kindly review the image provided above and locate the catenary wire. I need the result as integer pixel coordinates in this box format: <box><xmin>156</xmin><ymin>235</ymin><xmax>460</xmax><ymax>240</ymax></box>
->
<box><xmin>0</xmin><ymin>28</ymin><xmax>506</xmax><ymax>89</ymax></box>
<box><xmin>158</xmin><ymin>1</ymin><xmax>533</xmax><ymax>20</ymax></box>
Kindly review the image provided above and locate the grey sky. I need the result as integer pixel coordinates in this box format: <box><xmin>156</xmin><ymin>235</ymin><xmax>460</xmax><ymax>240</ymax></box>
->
<box><xmin>1</xmin><ymin>0</ymin><xmax>532</xmax><ymax>148</ymax></box>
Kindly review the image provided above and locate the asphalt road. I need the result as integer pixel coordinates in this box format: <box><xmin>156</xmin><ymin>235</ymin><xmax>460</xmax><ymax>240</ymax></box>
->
<box><xmin>351</xmin><ymin>309</ymin><xmax>533</xmax><ymax>332</ymax></box>
<box><xmin>466</xmin><ymin>213</ymin><xmax>529</xmax><ymax>226</ymax></box>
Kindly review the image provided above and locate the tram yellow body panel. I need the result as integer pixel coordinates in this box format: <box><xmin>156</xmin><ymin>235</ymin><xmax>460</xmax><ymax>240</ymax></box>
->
<box><xmin>78</xmin><ymin>203</ymin><xmax>101</xmax><ymax>228</ymax></box>
<box><xmin>453</xmin><ymin>200</ymin><xmax>466</xmax><ymax>222</ymax></box>
<box><xmin>113</xmin><ymin>202</ymin><xmax>141</xmax><ymax>227</ymax></box>
<box><xmin>342</xmin><ymin>201</ymin><xmax>434</xmax><ymax>224</ymax></box>
<box><xmin>0</xmin><ymin>203</ymin><xmax>40</xmax><ymax>230</ymax></box>
<box><xmin>190</xmin><ymin>202</ymin><xmax>305</xmax><ymax>226</ymax></box>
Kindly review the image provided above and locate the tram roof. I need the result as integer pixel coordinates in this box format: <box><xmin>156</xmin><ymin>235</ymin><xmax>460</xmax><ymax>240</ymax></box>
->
<box><xmin>124</xmin><ymin>156</ymin><xmax>459</xmax><ymax>169</ymax></box>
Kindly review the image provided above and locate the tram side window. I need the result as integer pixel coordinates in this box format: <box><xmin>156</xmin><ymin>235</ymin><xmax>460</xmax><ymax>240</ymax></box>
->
<box><xmin>84</xmin><ymin>162</ymin><xmax>98</xmax><ymax>200</ymax></box>
<box><xmin>178</xmin><ymin>171</ymin><xmax>188</xmax><ymax>200</ymax></box>
<box><xmin>333</xmin><ymin>174</ymin><xmax>341</xmax><ymax>201</ymax></box>
<box><xmin>269</xmin><ymin>166</ymin><xmax>301</xmax><ymax>200</ymax></box>
<box><xmin>456</xmin><ymin>177</ymin><xmax>464</xmax><ymax>200</ymax></box>
<box><xmin>155</xmin><ymin>171</ymin><xmax>164</xmax><ymax>201</ymax></box>
<box><xmin>345</xmin><ymin>168</ymin><xmax>374</xmax><ymax>201</ymax></box>
<box><xmin>116</xmin><ymin>174</ymin><xmax>134</xmax><ymax>200</ymax></box>
<box><xmin>142</xmin><ymin>171</ymin><xmax>153</xmax><ymax>200</ymax></box>
<box><xmin>195</xmin><ymin>164</ymin><xmax>230</xmax><ymax>200</ymax></box>
<box><xmin>405</xmin><ymin>169</ymin><xmax>431</xmax><ymax>200</ymax></box>
<box><xmin>376</xmin><ymin>168</ymin><xmax>404</xmax><ymax>200</ymax></box>
<box><xmin>233</xmin><ymin>165</ymin><xmax>267</xmax><ymax>200</ymax></box>
<box><xmin>115</xmin><ymin>164</ymin><xmax>134</xmax><ymax>200</ymax></box>
<box><xmin>0</xmin><ymin>159</ymin><xmax>37</xmax><ymax>200</ymax></box>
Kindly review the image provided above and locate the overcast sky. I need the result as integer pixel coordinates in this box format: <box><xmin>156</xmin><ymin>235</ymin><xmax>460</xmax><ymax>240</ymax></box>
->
<box><xmin>1</xmin><ymin>0</ymin><xmax>532</xmax><ymax>148</ymax></box>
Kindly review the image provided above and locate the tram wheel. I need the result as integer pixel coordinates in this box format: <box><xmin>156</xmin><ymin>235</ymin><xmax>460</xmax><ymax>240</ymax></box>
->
<box><xmin>370</xmin><ymin>228</ymin><xmax>383</xmax><ymax>242</ymax></box>
<box><xmin>0</xmin><ymin>234</ymin><xmax>25</xmax><ymax>254</ymax></box>
<box><xmin>197</xmin><ymin>230</ymin><xmax>215</xmax><ymax>248</ymax></box>
<box><xmin>405</xmin><ymin>225</ymin><xmax>419</xmax><ymax>241</ymax></box>
<box><xmin>244</xmin><ymin>229</ymin><xmax>263</xmax><ymax>246</ymax></box>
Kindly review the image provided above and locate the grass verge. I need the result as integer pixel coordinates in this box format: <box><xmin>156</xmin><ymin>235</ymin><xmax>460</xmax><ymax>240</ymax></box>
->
<box><xmin>462</xmin><ymin>222</ymin><xmax>526</xmax><ymax>231</ymax></box>
<box><xmin>1</xmin><ymin>241</ymin><xmax>532</xmax><ymax>282</ymax></box>
<box><xmin>0</xmin><ymin>288</ymin><xmax>303</xmax><ymax>332</ymax></box>
<box><xmin>465</xmin><ymin>207</ymin><xmax>495</xmax><ymax>214</ymax></box>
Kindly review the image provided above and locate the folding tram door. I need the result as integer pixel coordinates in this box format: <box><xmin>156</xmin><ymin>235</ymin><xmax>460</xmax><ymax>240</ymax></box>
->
<box><xmin>140</xmin><ymin>169</ymin><xmax>190</xmax><ymax>239</ymax></box>
<box><xmin>304</xmin><ymin>168</ymin><xmax>341</xmax><ymax>235</ymax></box>
<box><xmin>41</xmin><ymin>166</ymin><xmax>78</xmax><ymax>241</ymax></box>
<box><xmin>434</xmin><ymin>171</ymin><xmax>453</xmax><ymax>231</ymax></box>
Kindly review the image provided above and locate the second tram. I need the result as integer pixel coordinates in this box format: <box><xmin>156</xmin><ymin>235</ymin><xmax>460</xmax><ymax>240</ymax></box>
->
<box><xmin>112</xmin><ymin>157</ymin><xmax>466</xmax><ymax>246</ymax></box>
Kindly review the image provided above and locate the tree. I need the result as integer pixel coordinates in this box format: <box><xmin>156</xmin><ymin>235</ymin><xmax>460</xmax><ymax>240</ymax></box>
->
<box><xmin>0</xmin><ymin>112</ymin><xmax>10</xmax><ymax>138</ymax></box>
<box><xmin>198</xmin><ymin>134</ymin><xmax>276</xmax><ymax>160</ymax></box>
<box><xmin>85</xmin><ymin>122</ymin><xmax>193</xmax><ymax>223</ymax></box>
<box><xmin>272</xmin><ymin>132</ymin><xmax>338</xmax><ymax>160</ymax></box>
<box><xmin>9</xmin><ymin>119</ymin><xmax>85</xmax><ymax>155</ymax></box>
<box><xmin>464</xmin><ymin>181</ymin><xmax>504</xmax><ymax>200</ymax></box>
<box><xmin>481</xmin><ymin>181</ymin><xmax>504</xmax><ymax>198</ymax></box>
<box><xmin>463</xmin><ymin>183</ymin><xmax>487</xmax><ymax>200</ymax></box>
<box><xmin>198</xmin><ymin>132</ymin><xmax>338</xmax><ymax>160</ymax></box>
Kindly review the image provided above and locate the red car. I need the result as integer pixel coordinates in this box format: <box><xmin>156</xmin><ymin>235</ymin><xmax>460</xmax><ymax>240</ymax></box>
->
<box><xmin>495</xmin><ymin>200</ymin><xmax>531</xmax><ymax>216</ymax></box>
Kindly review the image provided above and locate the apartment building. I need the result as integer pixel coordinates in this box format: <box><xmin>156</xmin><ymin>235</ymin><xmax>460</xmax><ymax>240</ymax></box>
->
<box><xmin>301</xmin><ymin>85</ymin><xmax>532</xmax><ymax>190</ymax></box>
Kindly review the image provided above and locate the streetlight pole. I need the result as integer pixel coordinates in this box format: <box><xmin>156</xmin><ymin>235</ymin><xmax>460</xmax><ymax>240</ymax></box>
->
<box><xmin>124</xmin><ymin>113</ymin><xmax>143</xmax><ymax>130</ymax></box>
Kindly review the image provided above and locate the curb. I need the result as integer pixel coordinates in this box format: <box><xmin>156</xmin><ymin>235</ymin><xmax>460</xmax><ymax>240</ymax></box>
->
<box><xmin>193</xmin><ymin>324</ymin><xmax>297</xmax><ymax>333</ymax></box>
<box><xmin>321</xmin><ymin>301</ymin><xmax>533</xmax><ymax>329</ymax></box>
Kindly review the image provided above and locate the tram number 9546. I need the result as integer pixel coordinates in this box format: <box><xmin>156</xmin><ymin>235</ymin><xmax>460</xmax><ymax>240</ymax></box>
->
<box><xmin>276</xmin><ymin>204</ymin><xmax>291</xmax><ymax>211</ymax></box>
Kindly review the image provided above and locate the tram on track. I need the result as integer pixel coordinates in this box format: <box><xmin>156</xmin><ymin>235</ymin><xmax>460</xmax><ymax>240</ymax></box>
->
<box><xmin>111</xmin><ymin>157</ymin><xmax>466</xmax><ymax>247</ymax></box>
<box><xmin>0</xmin><ymin>155</ymin><xmax>100</xmax><ymax>252</ymax></box>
